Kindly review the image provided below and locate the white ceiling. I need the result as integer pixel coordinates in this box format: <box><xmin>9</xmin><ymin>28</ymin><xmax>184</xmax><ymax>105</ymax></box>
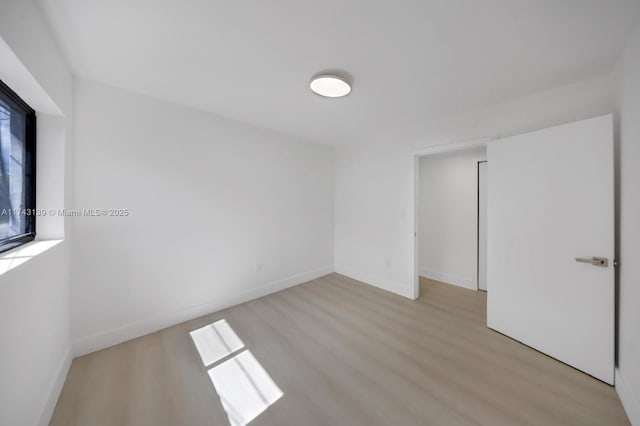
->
<box><xmin>39</xmin><ymin>0</ymin><xmax>640</xmax><ymax>145</ymax></box>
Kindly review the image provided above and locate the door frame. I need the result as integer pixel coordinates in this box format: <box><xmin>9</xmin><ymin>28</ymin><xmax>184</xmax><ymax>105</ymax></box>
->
<box><xmin>475</xmin><ymin>159</ymin><xmax>488</xmax><ymax>291</ymax></box>
<box><xmin>411</xmin><ymin>137</ymin><xmax>495</xmax><ymax>299</ymax></box>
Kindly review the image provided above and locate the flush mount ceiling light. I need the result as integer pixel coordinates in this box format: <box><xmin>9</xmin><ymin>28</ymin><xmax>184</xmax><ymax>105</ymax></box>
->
<box><xmin>309</xmin><ymin>74</ymin><xmax>351</xmax><ymax>98</ymax></box>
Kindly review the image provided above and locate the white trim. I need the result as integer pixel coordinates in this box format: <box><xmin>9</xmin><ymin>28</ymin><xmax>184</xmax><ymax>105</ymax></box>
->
<box><xmin>37</xmin><ymin>347</ymin><xmax>72</xmax><ymax>426</ymax></box>
<box><xmin>472</xmin><ymin>157</ymin><xmax>487</xmax><ymax>291</ymax></box>
<box><xmin>412</xmin><ymin>153</ymin><xmax>420</xmax><ymax>299</ymax></box>
<box><xmin>418</xmin><ymin>268</ymin><xmax>475</xmax><ymax>290</ymax></box>
<box><xmin>615</xmin><ymin>368</ymin><xmax>639</xmax><ymax>425</ymax></box>
<box><xmin>73</xmin><ymin>266</ymin><xmax>334</xmax><ymax>356</ymax></box>
<box><xmin>335</xmin><ymin>264</ymin><xmax>415</xmax><ymax>300</ymax></box>
<box><xmin>411</xmin><ymin>137</ymin><xmax>495</xmax><ymax>298</ymax></box>
<box><xmin>411</xmin><ymin>137</ymin><xmax>494</xmax><ymax>157</ymax></box>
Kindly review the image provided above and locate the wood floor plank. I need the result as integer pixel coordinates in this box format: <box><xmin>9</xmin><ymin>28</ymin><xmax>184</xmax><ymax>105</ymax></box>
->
<box><xmin>50</xmin><ymin>274</ymin><xmax>629</xmax><ymax>426</ymax></box>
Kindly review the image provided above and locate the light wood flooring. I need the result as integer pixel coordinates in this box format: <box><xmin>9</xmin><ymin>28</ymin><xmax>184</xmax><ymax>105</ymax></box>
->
<box><xmin>50</xmin><ymin>274</ymin><xmax>629</xmax><ymax>425</ymax></box>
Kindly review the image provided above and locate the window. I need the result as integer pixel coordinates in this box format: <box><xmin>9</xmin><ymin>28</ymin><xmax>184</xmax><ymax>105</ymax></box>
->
<box><xmin>0</xmin><ymin>79</ymin><xmax>36</xmax><ymax>253</ymax></box>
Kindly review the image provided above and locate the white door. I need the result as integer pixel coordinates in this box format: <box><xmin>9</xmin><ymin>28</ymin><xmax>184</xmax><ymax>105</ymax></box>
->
<box><xmin>478</xmin><ymin>161</ymin><xmax>487</xmax><ymax>291</ymax></box>
<box><xmin>487</xmin><ymin>114</ymin><xmax>614</xmax><ymax>384</ymax></box>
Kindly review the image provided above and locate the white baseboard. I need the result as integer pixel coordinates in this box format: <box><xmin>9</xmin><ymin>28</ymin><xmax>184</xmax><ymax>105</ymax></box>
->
<box><xmin>419</xmin><ymin>268</ymin><xmax>475</xmax><ymax>290</ymax></box>
<box><xmin>335</xmin><ymin>264</ymin><xmax>414</xmax><ymax>299</ymax></box>
<box><xmin>73</xmin><ymin>265</ymin><xmax>334</xmax><ymax>356</ymax></box>
<box><xmin>37</xmin><ymin>347</ymin><xmax>72</xmax><ymax>426</ymax></box>
<box><xmin>616</xmin><ymin>367</ymin><xmax>639</xmax><ymax>425</ymax></box>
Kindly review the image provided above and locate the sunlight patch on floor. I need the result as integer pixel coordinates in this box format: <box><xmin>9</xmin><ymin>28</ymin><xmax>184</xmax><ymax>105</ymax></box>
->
<box><xmin>190</xmin><ymin>319</ymin><xmax>244</xmax><ymax>367</ymax></box>
<box><xmin>208</xmin><ymin>349</ymin><xmax>283</xmax><ymax>426</ymax></box>
<box><xmin>190</xmin><ymin>319</ymin><xmax>283</xmax><ymax>426</ymax></box>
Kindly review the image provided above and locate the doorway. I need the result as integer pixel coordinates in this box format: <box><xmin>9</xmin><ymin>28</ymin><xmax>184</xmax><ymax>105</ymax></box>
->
<box><xmin>411</xmin><ymin>115</ymin><xmax>615</xmax><ymax>384</ymax></box>
<box><xmin>415</xmin><ymin>146</ymin><xmax>487</xmax><ymax>297</ymax></box>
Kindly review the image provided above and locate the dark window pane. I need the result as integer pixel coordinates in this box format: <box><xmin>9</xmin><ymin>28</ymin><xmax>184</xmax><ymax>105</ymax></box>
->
<box><xmin>0</xmin><ymin>80</ymin><xmax>36</xmax><ymax>252</ymax></box>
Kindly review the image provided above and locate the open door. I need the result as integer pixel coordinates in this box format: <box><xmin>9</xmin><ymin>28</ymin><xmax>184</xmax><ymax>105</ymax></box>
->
<box><xmin>487</xmin><ymin>114</ymin><xmax>614</xmax><ymax>384</ymax></box>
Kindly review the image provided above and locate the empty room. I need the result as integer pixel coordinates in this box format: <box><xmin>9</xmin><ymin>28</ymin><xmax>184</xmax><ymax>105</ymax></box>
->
<box><xmin>1</xmin><ymin>1</ymin><xmax>639</xmax><ymax>425</ymax></box>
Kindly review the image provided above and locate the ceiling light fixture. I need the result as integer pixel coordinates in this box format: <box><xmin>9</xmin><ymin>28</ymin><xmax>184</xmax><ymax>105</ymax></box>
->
<box><xmin>309</xmin><ymin>74</ymin><xmax>351</xmax><ymax>98</ymax></box>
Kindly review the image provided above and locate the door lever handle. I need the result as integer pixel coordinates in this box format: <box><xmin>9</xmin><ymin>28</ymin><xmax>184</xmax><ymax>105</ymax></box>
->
<box><xmin>575</xmin><ymin>257</ymin><xmax>608</xmax><ymax>267</ymax></box>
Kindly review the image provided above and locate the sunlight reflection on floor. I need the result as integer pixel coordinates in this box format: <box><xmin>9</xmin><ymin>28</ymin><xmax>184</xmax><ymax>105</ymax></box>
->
<box><xmin>209</xmin><ymin>350</ymin><xmax>283</xmax><ymax>426</ymax></box>
<box><xmin>190</xmin><ymin>319</ymin><xmax>244</xmax><ymax>366</ymax></box>
<box><xmin>190</xmin><ymin>319</ymin><xmax>283</xmax><ymax>426</ymax></box>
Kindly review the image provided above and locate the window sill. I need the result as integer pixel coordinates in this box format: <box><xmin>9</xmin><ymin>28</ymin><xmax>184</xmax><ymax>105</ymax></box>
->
<box><xmin>0</xmin><ymin>239</ymin><xmax>63</xmax><ymax>276</ymax></box>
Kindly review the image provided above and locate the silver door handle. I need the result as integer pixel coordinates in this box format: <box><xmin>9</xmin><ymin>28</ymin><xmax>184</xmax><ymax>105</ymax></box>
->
<box><xmin>575</xmin><ymin>257</ymin><xmax>608</xmax><ymax>267</ymax></box>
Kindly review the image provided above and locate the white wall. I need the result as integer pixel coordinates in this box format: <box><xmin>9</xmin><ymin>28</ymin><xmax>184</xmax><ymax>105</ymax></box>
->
<box><xmin>418</xmin><ymin>148</ymin><xmax>485</xmax><ymax>290</ymax></box>
<box><xmin>335</xmin><ymin>73</ymin><xmax>614</xmax><ymax>300</ymax></box>
<box><xmin>0</xmin><ymin>243</ymin><xmax>71</xmax><ymax>426</ymax></box>
<box><xmin>71</xmin><ymin>78</ymin><xmax>334</xmax><ymax>355</ymax></box>
<box><xmin>0</xmin><ymin>1</ymin><xmax>73</xmax><ymax>425</ymax></box>
<box><xmin>613</xmin><ymin>25</ymin><xmax>640</xmax><ymax>425</ymax></box>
